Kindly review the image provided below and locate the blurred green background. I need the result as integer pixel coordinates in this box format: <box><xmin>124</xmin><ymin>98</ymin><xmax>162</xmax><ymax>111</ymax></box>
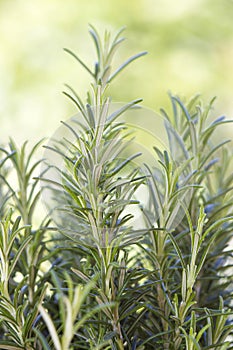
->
<box><xmin>0</xmin><ymin>0</ymin><xmax>233</xmax><ymax>145</ymax></box>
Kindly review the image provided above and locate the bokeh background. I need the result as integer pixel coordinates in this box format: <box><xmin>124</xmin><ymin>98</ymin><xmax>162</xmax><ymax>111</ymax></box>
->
<box><xmin>0</xmin><ymin>0</ymin><xmax>233</xmax><ymax>145</ymax></box>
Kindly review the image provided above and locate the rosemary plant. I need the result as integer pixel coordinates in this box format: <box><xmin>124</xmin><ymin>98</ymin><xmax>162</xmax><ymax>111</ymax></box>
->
<box><xmin>0</xmin><ymin>26</ymin><xmax>232</xmax><ymax>350</ymax></box>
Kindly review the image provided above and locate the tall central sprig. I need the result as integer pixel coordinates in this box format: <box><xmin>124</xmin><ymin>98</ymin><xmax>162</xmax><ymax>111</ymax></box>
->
<box><xmin>44</xmin><ymin>26</ymin><xmax>147</xmax><ymax>349</ymax></box>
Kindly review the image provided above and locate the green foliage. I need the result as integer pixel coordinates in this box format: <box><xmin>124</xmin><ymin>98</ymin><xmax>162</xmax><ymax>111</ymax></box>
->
<box><xmin>0</xmin><ymin>26</ymin><xmax>232</xmax><ymax>349</ymax></box>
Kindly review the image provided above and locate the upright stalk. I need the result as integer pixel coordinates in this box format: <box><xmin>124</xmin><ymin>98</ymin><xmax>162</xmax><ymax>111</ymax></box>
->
<box><xmin>51</xmin><ymin>26</ymin><xmax>146</xmax><ymax>348</ymax></box>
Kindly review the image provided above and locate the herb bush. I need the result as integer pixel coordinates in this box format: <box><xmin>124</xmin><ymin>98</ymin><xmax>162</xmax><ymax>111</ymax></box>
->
<box><xmin>0</xmin><ymin>26</ymin><xmax>232</xmax><ymax>350</ymax></box>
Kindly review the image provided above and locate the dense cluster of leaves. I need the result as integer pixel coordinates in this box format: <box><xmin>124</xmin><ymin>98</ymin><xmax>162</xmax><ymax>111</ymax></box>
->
<box><xmin>0</xmin><ymin>26</ymin><xmax>232</xmax><ymax>349</ymax></box>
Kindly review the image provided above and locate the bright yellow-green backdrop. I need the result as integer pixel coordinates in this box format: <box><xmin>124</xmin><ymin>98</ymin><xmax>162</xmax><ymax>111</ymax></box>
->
<box><xmin>0</xmin><ymin>0</ymin><xmax>232</xmax><ymax>144</ymax></box>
